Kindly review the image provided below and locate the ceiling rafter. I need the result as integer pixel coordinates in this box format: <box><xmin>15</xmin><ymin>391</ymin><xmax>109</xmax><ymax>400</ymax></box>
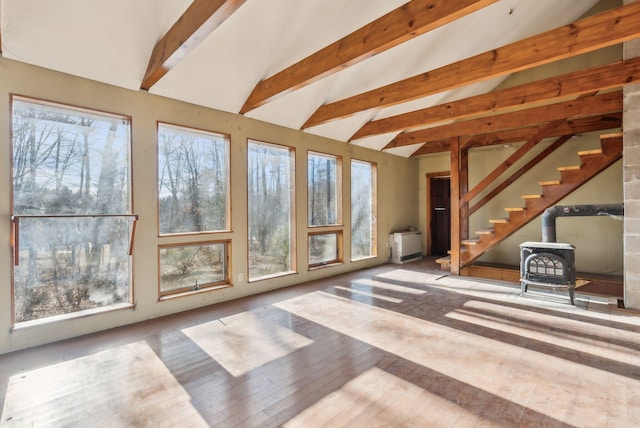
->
<box><xmin>302</xmin><ymin>1</ymin><xmax>640</xmax><ymax>129</ymax></box>
<box><xmin>141</xmin><ymin>0</ymin><xmax>247</xmax><ymax>91</ymax></box>
<box><xmin>409</xmin><ymin>112</ymin><xmax>622</xmax><ymax>156</ymax></box>
<box><xmin>239</xmin><ymin>0</ymin><xmax>498</xmax><ymax>114</ymax></box>
<box><xmin>352</xmin><ymin>57</ymin><xmax>640</xmax><ymax>141</ymax></box>
<box><xmin>386</xmin><ymin>91</ymin><xmax>622</xmax><ymax>149</ymax></box>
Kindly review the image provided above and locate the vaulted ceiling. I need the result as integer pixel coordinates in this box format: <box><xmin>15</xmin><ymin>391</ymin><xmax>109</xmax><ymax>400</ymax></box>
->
<box><xmin>1</xmin><ymin>0</ymin><xmax>637</xmax><ymax>157</ymax></box>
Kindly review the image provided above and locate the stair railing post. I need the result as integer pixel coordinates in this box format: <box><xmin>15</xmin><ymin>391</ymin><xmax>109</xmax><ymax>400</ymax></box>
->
<box><xmin>450</xmin><ymin>137</ymin><xmax>461</xmax><ymax>275</ymax></box>
<box><xmin>460</xmin><ymin>146</ymin><xmax>470</xmax><ymax>242</ymax></box>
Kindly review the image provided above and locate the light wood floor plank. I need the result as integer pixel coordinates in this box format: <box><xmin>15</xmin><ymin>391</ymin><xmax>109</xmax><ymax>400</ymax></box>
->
<box><xmin>1</xmin><ymin>258</ymin><xmax>639</xmax><ymax>427</ymax></box>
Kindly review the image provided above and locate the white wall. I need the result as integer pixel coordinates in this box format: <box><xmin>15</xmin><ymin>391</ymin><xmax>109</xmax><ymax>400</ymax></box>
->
<box><xmin>0</xmin><ymin>57</ymin><xmax>419</xmax><ymax>354</ymax></box>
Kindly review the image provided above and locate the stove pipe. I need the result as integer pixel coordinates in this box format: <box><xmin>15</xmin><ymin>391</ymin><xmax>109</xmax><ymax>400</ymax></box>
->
<box><xmin>541</xmin><ymin>203</ymin><xmax>624</xmax><ymax>242</ymax></box>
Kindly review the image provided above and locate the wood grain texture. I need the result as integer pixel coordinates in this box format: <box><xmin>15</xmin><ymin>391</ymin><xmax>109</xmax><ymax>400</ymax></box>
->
<box><xmin>410</xmin><ymin>112</ymin><xmax>621</xmax><ymax>156</ymax></box>
<box><xmin>0</xmin><ymin>260</ymin><xmax>637</xmax><ymax>427</ymax></box>
<box><xmin>141</xmin><ymin>0</ymin><xmax>246</xmax><ymax>90</ymax></box>
<box><xmin>239</xmin><ymin>0</ymin><xmax>497</xmax><ymax>114</ymax></box>
<box><xmin>468</xmin><ymin>135</ymin><xmax>572</xmax><ymax>216</ymax></box>
<box><xmin>389</xmin><ymin>91</ymin><xmax>621</xmax><ymax>149</ymax></box>
<box><xmin>460</xmin><ymin>135</ymin><xmax>622</xmax><ymax>265</ymax></box>
<box><xmin>303</xmin><ymin>1</ymin><xmax>640</xmax><ymax>128</ymax></box>
<box><xmin>352</xmin><ymin>57</ymin><xmax>640</xmax><ymax>140</ymax></box>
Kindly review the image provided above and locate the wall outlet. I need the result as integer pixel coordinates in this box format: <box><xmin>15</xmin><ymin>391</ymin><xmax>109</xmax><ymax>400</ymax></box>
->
<box><xmin>238</xmin><ymin>273</ymin><xmax>244</xmax><ymax>282</ymax></box>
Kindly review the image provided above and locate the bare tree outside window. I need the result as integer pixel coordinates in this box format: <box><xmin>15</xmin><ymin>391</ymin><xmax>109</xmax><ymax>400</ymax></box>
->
<box><xmin>351</xmin><ymin>160</ymin><xmax>377</xmax><ymax>260</ymax></box>
<box><xmin>11</xmin><ymin>97</ymin><xmax>132</xmax><ymax>323</ymax></box>
<box><xmin>158</xmin><ymin>123</ymin><xmax>229</xmax><ymax>235</ymax></box>
<box><xmin>159</xmin><ymin>242</ymin><xmax>227</xmax><ymax>295</ymax></box>
<box><xmin>308</xmin><ymin>233</ymin><xmax>340</xmax><ymax>266</ymax></box>
<box><xmin>247</xmin><ymin>140</ymin><xmax>295</xmax><ymax>280</ymax></box>
<box><xmin>308</xmin><ymin>152</ymin><xmax>340</xmax><ymax>226</ymax></box>
<box><xmin>307</xmin><ymin>152</ymin><xmax>342</xmax><ymax>267</ymax></box>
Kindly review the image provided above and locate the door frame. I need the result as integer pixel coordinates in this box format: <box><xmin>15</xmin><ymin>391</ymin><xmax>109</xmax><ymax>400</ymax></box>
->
<box><xmin>426</xmin><ymin>171</ymin><xmax>451</xmax><ymax>256</ymax></box>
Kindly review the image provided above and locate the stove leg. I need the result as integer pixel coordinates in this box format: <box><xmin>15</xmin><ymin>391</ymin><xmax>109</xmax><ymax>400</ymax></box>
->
<box><xmin>569</xmin><ymin>287</ymin><xmax>575</xmax><ymax>305</ymax></box>
<box><xmin>521</xmin><ymin>281</ymin><xmax>528</xmax><ymax>295</ymax></box>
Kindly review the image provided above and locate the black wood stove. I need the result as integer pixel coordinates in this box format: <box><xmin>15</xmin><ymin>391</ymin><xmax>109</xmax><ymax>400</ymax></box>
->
<box><xmin>519</xmin><ymin>241</ymin><xmax>576</xmax><ymax>305</ymax></box>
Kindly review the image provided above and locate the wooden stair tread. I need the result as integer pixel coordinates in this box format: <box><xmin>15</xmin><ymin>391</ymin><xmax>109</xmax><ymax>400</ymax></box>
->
<box><xmin>475</xmin><ymin>228</ymin><xmax>494</xmax><ymax>235</ymax></box>
<box><xmin>578</xmin><ymin>149</ymin><xmax>603</xmax><ymax>156</ymax></box>
<box><xmin>459</xmin><ymin>134</ymin><xmax>622</xmax><ymax>268</ymax></box>
<box><xmin>435</xmin><ymin>255</ymin><xmax>451</xmax><ymax>263</ymax></box>
<box><xmin>557</xmin><ymin>165</ymin><xmax>581</xmax><ymax>172</ymax></box>
<box><xmin>462</xmin><ymin>239</ymin><xmax>480</xmax><ymax>246</ymax></box>
<box><xmin>489</xmin><ymin>218</ymin><xmax>509</xmax><ymax>224</ymax></box>
<box><xmin>600</xmin><ymin>131</ymin><xmax>623</xmax><ymax>140</ymax></box>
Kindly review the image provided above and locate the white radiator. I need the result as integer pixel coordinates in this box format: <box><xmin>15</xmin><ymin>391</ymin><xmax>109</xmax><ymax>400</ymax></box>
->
<box><xmin>390</xmin><ymin>231</ymin><xmax>422</xmax><ymax>264</ymax></box>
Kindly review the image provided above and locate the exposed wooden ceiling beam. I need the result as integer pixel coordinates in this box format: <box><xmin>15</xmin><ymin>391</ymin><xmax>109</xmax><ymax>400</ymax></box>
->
<box><xmin>409</xmin><ymin>140</ymin><xmax>453</xmax><ymax>156</ymax></box>
<box><xmin>303</xmin><ymin>1</ymin><xmax>640</xmax><ymax>129</ymax></box>
<box><xmin>239</xmin><ymin>0</ymin><xmax>497</xmax><ymax>114</ymax></box>
<box><xmin>352</xmin><ymin>57</ymin><xmax>640</xmax><ymax>140</ymax></box>
<box><xmin>465</xmin><ymin>113</ymin><xmax>622</xmax><ymax>149</ymax></box>
<box><xmin>141</xmin><ymin>0</ymin><xmax>246</xmax><ymax>91</ymax></box>
<box><xmin>409</xmin><ymin>112</ymin><xmax>622</xmax><ymax>156</ymax></box>
<box><xmin>386</xmin><ymin>91</ymin><xmax>621</xmax><ymax>149</ymax></box>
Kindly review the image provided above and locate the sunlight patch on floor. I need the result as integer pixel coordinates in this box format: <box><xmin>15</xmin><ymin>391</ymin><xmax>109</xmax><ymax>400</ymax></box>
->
<box><xmin>182</xmin><ymin>310</ymin><xmax>313</xmax><ymax>377</ymax></box>
<box><xmin>283</xmin><ymin>367</ymin><xmax>481</xmax><ymax>427</ymax></box>
<box><xmin>372</xmin><ymin>269</ymin><xmax>445</xmax><ymax>286</ymax></box>
<box><xmin>0</xmin><ymin>341</ymin><xmax>206</xmax><ymax>427</ymax></box>
<box><xmin>334</xmin><ymin>285</ymin><xmax>403</xmax><ymax>303</ymax></box>
<box><xmin>447</xmin><ymin>299</ymin><xmax>640</xmax><ymax>366</ymax></box>
<box><xmin>350</xmin><ymin>278</ymin><xmax>428</xmax><ymax>295</ymax></box>
<box><xmin>275</xmin><ymin>290</ymin><xmax>639</xmax><ymax>426</ymax></box>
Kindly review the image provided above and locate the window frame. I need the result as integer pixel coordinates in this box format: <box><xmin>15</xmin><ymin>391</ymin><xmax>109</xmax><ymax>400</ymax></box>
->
<box><xmin>307</xmin><ymin>150</ymin><xmax>343</xmax><ymax>270</ymax></box>
<box><xmin>308</xmin><ymin>230</ymin><xmax>343</xmax><ymax>269</ymax></box>
<box><xmin>350</xmin><ymin>158</ymin><xmax>378</xmax><ymax>262</ymax></box>
<box><xmin>156</xmin><ymin>121</ymin><xmax>231</xmax><ymax>237</ymax></box>
<box><xmin>157</xmin><ymin>240</ymin><xmax>231</xmax><ymax>299</ymax></box>
<box><xmin>9</xmin><ymin>94</ymin><xmax>136</xmax><ymax>326</ymax></box>
<box><xmin>307</xmin><ymin>150</ymin><xmax>343</xmax><ymax>228</ymax></box>
<box><xmin>247</xmin><ymin>139</ymin><xmax>297</xmax><ymax>282</ymax></box>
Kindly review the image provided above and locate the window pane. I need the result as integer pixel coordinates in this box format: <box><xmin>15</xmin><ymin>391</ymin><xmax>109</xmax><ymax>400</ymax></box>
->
<box><xmin>158</xmin><ymin>124</ymin><xmax>229</xmax><ymax>234</ymax></box>
<box><xmin>308</xmin><ymin>153</ymin><xmax>339</xmax><ymax>226</ymax></box>
<box><xmin>248</xmin><ymin>141</ymin><xmax>294</xmax><ymax>280</ymax></box>
<box><xmin>12</xmin><ymin>99</ymin><xmax>130</xmax><ymax>216</ymax></box>
<box><xmin>309</xmin><ymin>233</ymin><xmax>338</xmax><ymax>265</ymax></box>
<box><xmin>351</xmin><ymin>160</ymin><xmax>376</xmax><ymax>260</ymax></box>
<box><xmin>159</xmin><ymin>243</ymin><xmax>227</xmax><ymax>294</ymax></box>
<box><xmin>11</xmin><ymin>98</ymin><xmax>132</xmax><ymax>323</ymax></box>
<box><xmin>14</xmin><ymin>217</ymin><xmax>131</xmax><ymax>322</ymax></box>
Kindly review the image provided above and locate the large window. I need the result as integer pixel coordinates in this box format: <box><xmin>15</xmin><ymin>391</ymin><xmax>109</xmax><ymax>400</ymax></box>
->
<box><xmin>351</xmin><ymin>159</ymin><xmax>377</xmax><ymax>260</ymax></box>
<box><xmin>159</xmin><ymin>242</ymin><xmax>229</xmax><ymax>296</ymax></box>
<box><xmin>247</xmin><ymin>140</ymin><xmax>295</xmax><ymax>280</ymax></box>
<box><xmin>157</xmin><ymin>123</ymin><xmax>229</xmax><ymax>235</ymax></box>
<box><xmin>308</xmin><ymin>152</ymin><xmax>341</xmax><ymax>226</ymax></box>
<box><xmin>308</xmin><ymin>152</ymin><xmax>342</xmax><ymax>268</ymax></box>
<box><xmin>11</xmin><ymin>97</ymin><xmax>134</xmax><ymax>324</ymax></box>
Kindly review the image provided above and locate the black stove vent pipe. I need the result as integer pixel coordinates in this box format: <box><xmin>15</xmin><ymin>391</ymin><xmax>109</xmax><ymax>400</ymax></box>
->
<box><xmin>541</xmin><ymin>204</ymin><xmax>623</xmax><ymax>242</ymax></box>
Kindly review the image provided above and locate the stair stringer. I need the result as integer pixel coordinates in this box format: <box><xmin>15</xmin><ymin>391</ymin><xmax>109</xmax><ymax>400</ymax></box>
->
<box><xmin>459</xmin><ymin>133</ymin><xmax>622</xmax><ymax>267</ymax></box>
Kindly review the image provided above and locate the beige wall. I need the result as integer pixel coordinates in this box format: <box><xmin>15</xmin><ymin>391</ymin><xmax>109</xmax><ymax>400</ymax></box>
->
<box><xmin>0</xmin><ymin>57</ymin><xmax>419</xmax><ymax>354</ymax></box>
<box><xmin>419</xmin><ymin>136</ymin><xmax>623</xmax><ymax>275</ymax></box>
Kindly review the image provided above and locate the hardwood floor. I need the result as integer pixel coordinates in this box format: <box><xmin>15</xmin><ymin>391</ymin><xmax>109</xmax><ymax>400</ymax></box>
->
<box><xmin>1</xmin><ymin>258</ymin><xmax>639</xmax><ymax>427</ymax></box>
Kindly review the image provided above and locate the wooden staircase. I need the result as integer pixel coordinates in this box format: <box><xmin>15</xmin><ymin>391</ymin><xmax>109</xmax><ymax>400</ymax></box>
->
<box><xmin>437</xmin><ymin>132</ymin><xmax>623</xmax><ymax>270</ymax></box>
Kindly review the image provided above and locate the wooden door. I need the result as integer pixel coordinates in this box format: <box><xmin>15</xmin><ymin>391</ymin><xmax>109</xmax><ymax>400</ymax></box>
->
<box><xmin>430</xmin><ymin>177</ymin><xmax>451</xmax><ymax>256</ymax></box>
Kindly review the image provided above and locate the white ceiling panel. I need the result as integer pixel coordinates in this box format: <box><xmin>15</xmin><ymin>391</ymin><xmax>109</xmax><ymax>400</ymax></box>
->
<box><xmin>1</xmin><ymin>0</ymin><xmax>605</xmax><ymax>156</ymax></box>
